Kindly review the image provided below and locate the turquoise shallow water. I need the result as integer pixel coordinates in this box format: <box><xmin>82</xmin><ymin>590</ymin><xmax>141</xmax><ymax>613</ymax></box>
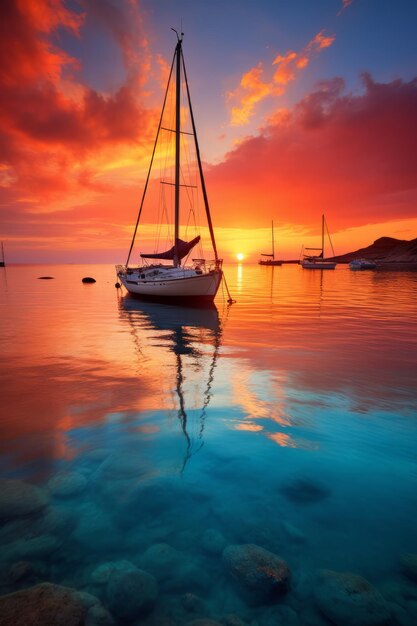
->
<box><xmin>0</xmin><ymin>263</ymin><xmax>417</xmax><ymax>625</ymax></box>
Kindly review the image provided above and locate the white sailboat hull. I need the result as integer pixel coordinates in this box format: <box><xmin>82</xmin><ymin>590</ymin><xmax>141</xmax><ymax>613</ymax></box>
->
<box><xmin>301</xmin><ymin>260</ymin><xmax>337</xmax><ymax>270</ymax></box>
<box><xmin>117</xmin><ymin>267</ymin><xmax>222</xmax><ymax>303</ymax></box>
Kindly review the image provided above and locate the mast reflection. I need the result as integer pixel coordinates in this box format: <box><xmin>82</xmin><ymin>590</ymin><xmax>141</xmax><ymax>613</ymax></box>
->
<box><xmin>119</xmin><ymin>296</ymin><xmax>222</xmax><ymax>471</ymax></box>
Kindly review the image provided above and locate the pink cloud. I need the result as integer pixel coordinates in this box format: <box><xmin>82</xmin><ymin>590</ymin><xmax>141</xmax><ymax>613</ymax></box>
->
<box><xmin>209</xmin><ymin>74</ymin><xmax>417</xmax><ymax>231</ymax></box>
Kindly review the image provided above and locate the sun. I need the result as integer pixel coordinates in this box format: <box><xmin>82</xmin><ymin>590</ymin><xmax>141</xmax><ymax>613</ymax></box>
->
<box><xmin>236</xmin><ymin>253</ymin><xmax>245</xmax><ymax>261</ymax></box>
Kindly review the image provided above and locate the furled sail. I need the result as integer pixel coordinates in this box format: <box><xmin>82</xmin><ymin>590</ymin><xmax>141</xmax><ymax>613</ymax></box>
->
<box><xmin>141</xmin><ymin>236</ymin><xmax>200</xmax><ymax>261</ymax></box>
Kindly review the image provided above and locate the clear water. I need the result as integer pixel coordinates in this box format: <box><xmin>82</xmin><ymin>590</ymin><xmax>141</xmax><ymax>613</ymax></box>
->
<box><xmin>1</xmin><ymin>263</ymin><xmax>417</xmax><ymax>624</ymax></box>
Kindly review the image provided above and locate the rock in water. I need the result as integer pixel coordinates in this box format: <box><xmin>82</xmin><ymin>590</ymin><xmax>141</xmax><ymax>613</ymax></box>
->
<box><xmin>107</xmin><ymin>568</ymin><xmax>158</xmax><ymax>620</ymax></box>
<box><xmin>313</xmin><ymin>569</ymin><xmax>391</xmax><ymax>626</ymax></box>
<box><xmin>37</xmin><ymin>276</ymin><xmax>54</xmax><ymax>279</ymax></box>
<box><xmin>0</xmin><ymin>479</ymin><xmax>47</xmax><ymax>519</ymax></box>
<box><xmin>0</xmin><ymin>583</ymin><xmax>87</xmax><ymax>626</ymax></box>
<box><xmin>222</xmin><ymin>544</ymin><xmax>290</xmax><ymax>601</ymax></box>
<box><xmin>82</xmin><ymin>277</ymin><xmax>96</xmax><ymax>283</ymax></box>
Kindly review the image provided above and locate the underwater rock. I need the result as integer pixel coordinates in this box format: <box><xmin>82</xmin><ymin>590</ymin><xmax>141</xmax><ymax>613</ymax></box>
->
<box><xmin>0</xmin><ymin>582</ymin><xmax>96</xmax><ymax>625</ymax></box>
<box><xmin>37</xmin><ymin>276</ymin><xmax>54</xmax><ymax>279</ymax></box>
<box><xmin>85</xmin><ymin>604</ymin><xmax>115</xmax><ymax>626</ymax></box>
<box><xmin>313</xmin><ymin>569</ymin><xmax>391</xmax><ymax>626</ymax></box>
<box><xmin>48</xmin><ymin>472</ymin><xmax>87</xmax><ymax>498</ymax></box>
<box><xmin>222</xmin><ymin>543</ymin><xmax>290</xmax><ymax>601</ymax></box>
<box><xmin>36</xmin><ymin>505</ymin><xmax>77</xmax><ymax>537</ymax></box>
<box><xmin>400</xmin><ymin>554</ymin><xmax>417</xmax><ymax>583</ymax></box>
<box><xmin>0</xmin><ymin>479</ymin><xmax>48</xmax><ymax>520</ymax></box>
<box><xmin>279</xmin><ymin>477</ymin><xmax>330</xmax><ymax>504</ymax></box>
<box><xmin>82</xmin><ymin>277</ymin><xmax>96</xmax><ymax>283</ymax></box>
<box><xmin>91</xmin><ymin>560</ymin><xmax>136</xmax><ymax>585</ymax></box>
<box><xmin>201</xmin><ymin>529</ymin><xmax>227</xmax><ymax>555</ymax></box>
<box><xmin>107</xmin><ymin>568</ymin><xmax>158</xmax><ymax>620</ymax></box>
<box><xmin>139</xmin><ymin>543</ymin><xmax>181</xmax><ymax>581</ymax></box>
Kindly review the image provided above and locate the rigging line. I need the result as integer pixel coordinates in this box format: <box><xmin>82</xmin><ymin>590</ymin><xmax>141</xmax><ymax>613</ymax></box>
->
<box><xmin>325</xmin><ymin>216</ymin><xmax>336</xmax><ymax>257</ymax></box>
<box><xmin>181</xmin><ymin>49</ymin><xmax>219</xmax><ymax>263</ymax></box>
<box><xmin>125</xmin><ymin>51</ymin><xmax>176</xmax><ymax>267</ymax></box>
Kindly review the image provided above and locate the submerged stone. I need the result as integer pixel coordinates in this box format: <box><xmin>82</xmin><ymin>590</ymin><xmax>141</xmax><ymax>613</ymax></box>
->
<box><xmin>82</xmin><ymin>277</ymin><xmax>96</xmax><ymax>283</ymax></box>
<box><xmin>279</xmin><ymin>477</ymin><xmax>330</xmax><ymax>504</ymax></box>
<box><xmin>0</xmin><ymin>479</ymin><xmax>48</xmax><ymax>520</ymax></box>
<box><xmin>91</xmin><ymin>560</ymin><xmax>136</xmax><ymax>584</ymax></box>
<box><xmin>0</xmin><ymin>582</ymin><xmax>88</xmax><ymax>625</ymax></box>
<box><xmin>313</xmin><ymin>569</ymin><xmax>391</xmax><ymax>626</ymax></box>
<box><xmin>107</xmin><ymin>568</ymin><xmax>158</xmax><ymax>620</ymax></box>
<box><xmin>222</xmin><ymin>543</ymin><xmax>290</xmax><ymax>601</ymax></box>
<box><xmin>140</xmin><ymin>543</ymin><xmax>181</xmax><ymax>580</ymax></box>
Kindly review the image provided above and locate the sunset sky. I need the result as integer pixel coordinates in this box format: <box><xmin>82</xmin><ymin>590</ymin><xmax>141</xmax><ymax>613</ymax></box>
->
<box><xmin>1</xmin><ymin>0</ymin><xmax>417</xmax><ymax>263</ymax></box>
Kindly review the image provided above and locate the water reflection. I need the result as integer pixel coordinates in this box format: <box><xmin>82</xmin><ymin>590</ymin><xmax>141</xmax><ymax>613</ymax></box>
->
<box><xmin>119</xmin><ymin>296</ymin><xmax>222</xmax><ymax>471</ymax></box>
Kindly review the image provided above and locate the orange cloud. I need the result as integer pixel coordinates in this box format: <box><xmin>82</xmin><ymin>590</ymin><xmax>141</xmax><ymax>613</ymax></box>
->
<box><xmin>229</xmin><ymin>30</ymin><xmax>335</xmax><ymax>126</ymax></box>
<box><xmin>209</xmin><ymin>74</ymin><xmax>417</xmax><ymax>234</ymax></box>
<box><xmin>228</xmin><ymin>63</ymin><xmax>282</xmax><ymax>126</ymax></box>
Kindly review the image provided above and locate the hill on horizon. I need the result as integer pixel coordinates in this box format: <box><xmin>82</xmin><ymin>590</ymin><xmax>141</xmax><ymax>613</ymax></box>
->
<box><xmin>330</xmin><ymin>236</ymin><xmax>417</xmax><ymax>263</ymax></box>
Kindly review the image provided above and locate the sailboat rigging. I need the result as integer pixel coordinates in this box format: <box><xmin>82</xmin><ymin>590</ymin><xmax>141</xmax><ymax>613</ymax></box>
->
<box><xmin>301</xmin><ymin>214</ymin><xmax>337</xmax><ymax>270</ymax></box>
<box><xmin>116</xmin><ymin>31</ymin><xmax>223</xmax><ymax>304</ymax></box>
<box><xmin>259</xmin><ymin>221</ymin><xmax>282</xmax><ymax>266</ymax></box>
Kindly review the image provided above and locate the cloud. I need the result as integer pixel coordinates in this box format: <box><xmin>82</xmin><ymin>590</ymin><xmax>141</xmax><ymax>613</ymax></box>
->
<box><xmin>209</xmin><ymin>74</ymin><xmax>417</xmax><ymax>232</ymax></box>
<box><xmin>228</xmin><ymin>30</ymin><xmax>335</xmax><ymax>126</ymax></box>
<box><xmin>0</xmin><ymin>0</ymin><xmax>158</xmax><ymax>211</ymax></box>
<box><xmin>338</xmin><ymin>0</ymin><xmax>354</xmax><ymax>15</ymax></box>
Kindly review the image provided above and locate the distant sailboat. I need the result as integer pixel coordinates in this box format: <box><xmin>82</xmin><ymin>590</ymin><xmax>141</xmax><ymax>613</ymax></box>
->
<box><xmin>0</xmin><ymin>242</ymin><xmax>5</xmax><ymax>267</ymax></box>
<box><xmin>259</xmin><ymin>221</ymin><xmax>282</xmax><ymax>266</ymax></box>
<box><xmin>116</xmin><ymin>31</ymin><xmax>223</xmax><ymax>304</ymax></box>
<box><xmin>301</xmin><ymin>214</ymin><xmax>337</xmax><ymax>270</ymax></box>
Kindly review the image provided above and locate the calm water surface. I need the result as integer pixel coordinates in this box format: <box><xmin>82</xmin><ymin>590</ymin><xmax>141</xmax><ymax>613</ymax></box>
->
<box><xmin>1</xmin><ymin>263</ymin><xmax>417</xmax><ymax>624</ymax></box>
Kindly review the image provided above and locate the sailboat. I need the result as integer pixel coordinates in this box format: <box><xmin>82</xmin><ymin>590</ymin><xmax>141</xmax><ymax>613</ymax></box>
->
<box><xmin>259</xmin><ymin>221</ymin><xmax>282</xmax><ymax>266</ymax></box>
<box><xmin>301</xmin><ymin>214</ymin><xmax>337</xmax><ymax>270</ymax></box>
<box><xmin>0</xmin><ymin>242</ymin><xmax>5</xmax><ymax>267</ymax></box>
<box><xmin>116</xmin><ymin>31</ymin><xmax>222</xmax><ymax>304</ymax></box>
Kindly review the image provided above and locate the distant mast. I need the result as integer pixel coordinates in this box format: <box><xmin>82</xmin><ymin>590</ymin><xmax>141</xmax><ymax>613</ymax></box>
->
<box><xmin>0</xmin><ymin>242</ymin><xmax>5</xmax><ymax>267</ymax></box>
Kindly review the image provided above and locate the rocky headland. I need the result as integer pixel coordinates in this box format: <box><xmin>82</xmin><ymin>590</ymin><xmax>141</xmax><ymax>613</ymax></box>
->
<box><xmin>330</xmin><ymin>236</ymin><xmax>417</xmax><ymax>269</ymax></box>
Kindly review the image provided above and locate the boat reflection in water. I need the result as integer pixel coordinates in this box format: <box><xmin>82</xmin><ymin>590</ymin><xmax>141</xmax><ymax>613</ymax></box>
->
<box><xmin>119</xmin><ymin>295</ymin><xmax>222</xmax><ymax>472</ymax></box>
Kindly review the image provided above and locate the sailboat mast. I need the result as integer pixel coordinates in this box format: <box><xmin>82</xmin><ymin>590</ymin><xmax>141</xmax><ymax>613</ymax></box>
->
<box><xmin>181</xmin><ymin>52</ymin><xmax>219</xmax><ymax>263</ymax></box>
<box><xmin>272</xmin><ymin>220</ymin><xmax>275</xmax><ymax>260</ymax></box>
<box><xmin>173</xmin><ymin>37</ymin><xmax>182</xmax><ymax>268</ymax></box>
<box><xmin>321</xmin><ymin>214</ymin><xmax>325</xmax><ymax>258</ymax></box>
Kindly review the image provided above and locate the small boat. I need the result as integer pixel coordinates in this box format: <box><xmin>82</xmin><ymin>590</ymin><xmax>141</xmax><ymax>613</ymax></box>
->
<box><xmin>116</xmin><ymin>31</ymin><xmax>223</xmax><ymax>304</ymax></box>
<box><xmin>349</xmin><ymin>258</ymin><xmax>377</xmax><ymax>270</ymax></box>
<box><xmin>301</xmin><ymin>214</ymin><xmax>337</xmax><ymax>270</ymax></box>
<box><xmin>259</xmin><ymin>221</ymin><xmax>282</xmax><ymax>266</ymax></box>
<box><xmin>0</xmin><ymin>242</ymin><xmax>5</xmax><ymax>267</ymax></box>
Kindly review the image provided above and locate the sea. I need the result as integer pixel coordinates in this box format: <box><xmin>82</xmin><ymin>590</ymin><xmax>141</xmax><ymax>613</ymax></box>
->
<box><xmin>1</xmin><ymin>263</ymin><xmax>417</xmax><ymax>625</ymax></box>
